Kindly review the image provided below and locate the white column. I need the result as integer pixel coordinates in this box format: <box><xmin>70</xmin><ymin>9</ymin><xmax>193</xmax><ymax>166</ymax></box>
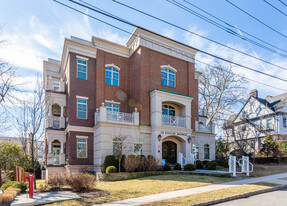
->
<box><xmin>48</xmin><ymin>142</ymin><xmax>52</xmax><ymax>153</ymax></box>
<box><xmin>100</xmin><ymin>103</ymin><xmax>107</xmax><ymax>122</ymax></box>
<box><xmin>48</xmin><ymin>105</ymin><xmax>52</xmax><ymax>117</ymax></box>
<box><xmin>60</xmin><ymin>106</ymin><xmax>64</xmax><ymax>118</ymax></box>
<box><xmin>133</xmin><ymin>108</ymin><xmax>140</xmax><ymax>125</ymax></box>
<box><xmin>61</xmin><ymin>142</ymin><xmax>64</xmax><ymax>154</ymax></box>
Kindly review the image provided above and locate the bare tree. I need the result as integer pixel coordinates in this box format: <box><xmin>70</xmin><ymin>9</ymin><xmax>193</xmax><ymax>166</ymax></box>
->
<box><xmin>14</xmin><ymin>76</ymin><xmax>45</xmax><ymax>188</ymax></box>
<box><xmin>199</xmin><ymin>60</ymin><xmax>247</xmax><ymax>126</ymax></box>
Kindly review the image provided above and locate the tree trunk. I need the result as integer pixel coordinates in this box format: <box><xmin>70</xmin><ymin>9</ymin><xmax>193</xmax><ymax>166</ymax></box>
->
<box><xmin>0</xmin><ymin>166</ymin><xmax>2</xmax><ymax>187</ymax></box>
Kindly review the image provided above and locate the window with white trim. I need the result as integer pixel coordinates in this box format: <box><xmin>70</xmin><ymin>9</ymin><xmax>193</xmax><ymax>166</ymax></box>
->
<box><xmin>105</xmin><ymin>67</ymin><xmax>119</xmax><ymax>86</ymax></box>
<box><xmin>134</xmin><ymin>140</ymin><xmax>143</xmax><ymax>156</ymax></box>
<box><xmin>77</xmin><ymin>138</ymin><xmax>87</xmax><ymax>158</ymax></box>
<box><xmin>77</xmin><ymin>98</ymin><xmax>87</xmax><ymax>119</ymax></box>
<box><xmin>106</xmin><ymin>103</ymin><xmax>119</xmax><ymax>113</ymax></box>
<box><xmin>162</xmin><ymin>105</ymin><xmax>175</xmax><ymax>116</ymax></box>
<box><xmin>267</xmin><ymin>118</ymin><xmax>273</xmax><ymax>129</ymax></box>
<box><xmin>192</xmin><ymin>144</ymin><xmax>199</xmax><ymax>159</ymax></box>
<box><xmin>77</xmin><ymin>59</ymin><xmax>87</xmax><ymax>80</ymax></box>
<box><xmin>161</xmin><ymin>68</ymin><xmax>175</xmax><ymax>87</ymax></box>
<box><xmin>53</xmin><ymin>81</ymin><xmax>60</xmax><ymax>91</ymax></box>
<box><xmin>113</xmin><ymin>138</ymin><xmax>122</xmax><ymax>156</ymax></box>
<box><xmin>204</xmin><ymin>144</ymin><xmax>210</xmax><ymax>160</ymax></box>
<box><xmin>283</xmin><ymin>116</ymin><xmax>287</xmax><ymax>128</ymax></box>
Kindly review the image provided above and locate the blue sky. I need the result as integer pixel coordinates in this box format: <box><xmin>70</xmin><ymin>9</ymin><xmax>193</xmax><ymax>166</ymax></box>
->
<box><xmin>1</xmin><ymin>0</ymin><xmax>287</xmax><ymax>98</ymax></box>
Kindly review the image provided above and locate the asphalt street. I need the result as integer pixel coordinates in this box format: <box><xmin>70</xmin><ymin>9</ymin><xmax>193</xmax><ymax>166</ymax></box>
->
<box><xmin>214</xmin><ymin>189</ymin><xmax>287</xmax><ymax>206</ymax></box>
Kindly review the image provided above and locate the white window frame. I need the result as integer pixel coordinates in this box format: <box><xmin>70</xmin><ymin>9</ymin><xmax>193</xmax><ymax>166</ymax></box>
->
<box><xmin>283</xmin><ymin>116</ymin><xmax>287</xmax><ymax>128</ymax></box>
<box><xmin>161</xmin><ymin>65</ymin><xmax>176</xmax><ymax>88</ymax></box>
<box><xmin>105</xmin><ymin>66</ymin><xmax>120</xmax><ymax>86</ymax></box>
<box><xmin>134</xmin><ymin>140</ymin><xmax>143</xmax><ymax>156</ymax></box>
<box><xmin>106</xmin><ymin>103</ymin><xmax>119</xmax><ymax>113</ymax></box>
<box><xmin>204</xmin><ymin>144</ymin><xmax>210</xmax><ymax>160</ymax></box>
<box><xmin>53</xmin><ymin>81</ymin><xmax>60</xmax><ymax>91</ymax></box>
<box><xmin>77</xmin><ymin>98</ymin><xmax>88</xmax><ymax>119</ymax></box>
<box><xmin>76</xmin><ymin>137</ymin><xmax>88</xmax><ymax>158</ymax></box>
<box><xmin>77</xmin><ymin>59</ymin><xmax>87</xmax><ymax>80</ymax></box>
<box><xmin>192</xmin><ymin>144</ymin><xmax>199</xmax><ymax>160</ymax></box>
<box><xmin>266</xmin><ymin>118</ymin><xmax>273</xmax><ymax>129</ymax></box>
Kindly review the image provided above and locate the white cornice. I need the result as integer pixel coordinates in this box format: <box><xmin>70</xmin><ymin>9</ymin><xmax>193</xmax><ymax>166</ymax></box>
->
<box><xmin>92</xmin><ymin>37</ymin><xmax>130</xmax><ymax>58</ymax></box>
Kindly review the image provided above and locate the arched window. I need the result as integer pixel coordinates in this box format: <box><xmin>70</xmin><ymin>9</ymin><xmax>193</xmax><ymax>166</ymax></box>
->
<box><xmin>192</xmin><ymin>144</ymin><xmax>199</xmax><ymax>159</ymax></box>
<box><xmin>113</xmin><ymin>138</ymin><xmax>122</xmax><ymax>156</ymax></box>
<box><xmin>162</xmin><ymin>104</ymin><xmax>175</xmax><ymax>116</ymax></box>
<box><xmin>161</xmin><ymin>68</ymin><xmax>175</xmax><ymax>87</ymax></box>
<box><xmin>105</xmin><ymin>66</ymin><xmax>119</xmax><ymax>86</ymax></box>
<box><xmin>204</xmin><ymin>144</ymin><xmax>210</xmax><ymax>160</ymax></box>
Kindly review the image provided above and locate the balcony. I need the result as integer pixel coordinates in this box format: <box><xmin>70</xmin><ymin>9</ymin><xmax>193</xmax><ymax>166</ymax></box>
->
<box><xmin>196</xmin><ymin>121</ymin><xmax>215</xmax><ymax>134</ymax></box>
<box><xmin>162</xmin><ymin>115</ymin><xmax>186</xmax><ymax>128</ymax></box>
<box><xmin>95</xmin><ymin>103</ymin><xmax>139</xmax><ymax>126</ymax></box>
<box><xmin>47</xmin><ymin>116</ymin><xmax>65</xmax><ymax>129</ymax></box>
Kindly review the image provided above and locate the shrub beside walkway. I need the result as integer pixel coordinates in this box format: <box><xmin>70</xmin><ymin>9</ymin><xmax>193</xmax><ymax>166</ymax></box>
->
<box><xmin>96</xmin><ymin>172</ymin><xmax>287</xmax><ymax>206</ymax></box>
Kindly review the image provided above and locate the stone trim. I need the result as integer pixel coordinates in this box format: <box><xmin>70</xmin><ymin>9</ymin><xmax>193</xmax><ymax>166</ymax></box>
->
<box><xmin>105</xmin><ymin>63</ymin><xmax>121</xmax><ymax>71</ymax></box>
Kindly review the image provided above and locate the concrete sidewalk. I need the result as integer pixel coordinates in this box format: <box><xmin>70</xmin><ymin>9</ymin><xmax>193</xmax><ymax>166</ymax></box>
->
<box><xmin>95</xmin><ymin>172</ymin><xmax>287</xmax><ymax>206</ymax></box>
<box><xmin>11</xmin><ymin>191</ymin><xmax>80</xmax><ymax>206</ymax></box>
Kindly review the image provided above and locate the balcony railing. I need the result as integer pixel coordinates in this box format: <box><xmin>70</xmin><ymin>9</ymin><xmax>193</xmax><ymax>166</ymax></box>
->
<box><xmin>53</xmin><ymin>117</ymin><xmax>60</xmax><ymax>129</ymax></box>
<box><xmin>95</xmin><ymin>104</ymin><xmax>139</xmax><ymax>126</ymax></box>
<box><xmin>197</xmin><ymin>123</ymin><xmax>212</xmax><ymax>133</ymax></box>
<box><xmin>107</xmin><ymin>111</ymin><xmax>134</xmax><ymax>123</ymax></box>
<box><xmin>162</xmin><ymin>115</ymin><xmax>186</xmax><ymax>128</ymax></box>
<box><xmin>47</xmin><ymin>116</ymin><xmax>65</xmax><ymax>129</ymax></box>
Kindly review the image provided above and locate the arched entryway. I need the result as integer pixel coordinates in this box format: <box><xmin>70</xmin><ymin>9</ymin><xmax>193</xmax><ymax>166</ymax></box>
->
<box><xmin>162</xmin><ymin>141</ymin><xmax>177</xmax><ymax>164</ymax></box>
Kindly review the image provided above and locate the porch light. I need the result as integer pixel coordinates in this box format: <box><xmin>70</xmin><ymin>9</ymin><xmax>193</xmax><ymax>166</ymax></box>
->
<box><xmin>158</xmin><ymin>134</ymin><xmax>162</xmax><ymax>141</ymax></box>
<box><xmin>188</xmin><ymin>136</ymin><xmax>192</xmax><ymax>143</ymax></box>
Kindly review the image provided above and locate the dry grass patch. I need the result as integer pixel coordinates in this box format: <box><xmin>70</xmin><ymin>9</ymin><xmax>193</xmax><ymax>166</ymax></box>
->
<box><xmin>251</xmin><ymin>164</ymin><xmax>287</xmax><ymax>177</ymax></box>
<box><xmin>45</xmin><ymin>174</ymin><xmax>231</xmax><ymax>205</ymax></box>
<box><xmin>143</xmin><ymin>182</ymin><xmax>278</xmax><ymax>206</ymax></box>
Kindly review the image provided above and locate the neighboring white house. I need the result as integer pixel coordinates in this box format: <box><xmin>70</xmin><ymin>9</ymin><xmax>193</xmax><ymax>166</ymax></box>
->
<box><xmin>223</xmin><ymin>89</ymin><xmax>287</xmax><ymax>154</ymax></box>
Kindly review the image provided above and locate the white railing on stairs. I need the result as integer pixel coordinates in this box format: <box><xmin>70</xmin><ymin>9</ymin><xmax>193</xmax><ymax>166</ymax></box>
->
<box><xmin>178</xmin><ymin>153</ymin><xmax>196</xmax><ymax>168</ymax></box>
<box><xmin>229</xmin><ymin>155</ymin><xmax>253</xmax><ymax>177</ymax></box>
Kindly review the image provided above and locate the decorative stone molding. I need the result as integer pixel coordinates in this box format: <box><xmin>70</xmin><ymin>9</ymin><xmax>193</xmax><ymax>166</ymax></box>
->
<box><xmin>160</xmin><ymin>65</ymin><xmax>177</xmax><ymax>73</ymax></box>
<box><xmin>105</xmin><ymin>63</ymin><xmax>121</xmax><ymax>71</ymax></box>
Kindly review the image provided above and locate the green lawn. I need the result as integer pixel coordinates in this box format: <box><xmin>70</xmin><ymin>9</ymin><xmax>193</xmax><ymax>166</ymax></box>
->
<box><xmin>44</xmin><ymin>174</ymin><xmax>231</xmax><ymax>205</ymax></box>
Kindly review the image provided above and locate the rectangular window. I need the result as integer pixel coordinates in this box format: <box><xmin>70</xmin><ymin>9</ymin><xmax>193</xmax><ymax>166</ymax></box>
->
<box><xmin>77</xmin><ymin>98</ymin><xmax>87</xmax><ymax>119</ymax></box>
<box><xmin>105</xmin><ymin>67</ymin><xmax>119</xmax><ymax>86</ymax></box>
<box><xmin>283</xmin><ymin>117</ymin><xmax>287</xmax><ymax>128</ymax></box>
<box><xmin>193</xmin><ymin>144</ymin><xmax>199</xmax><ymax>159</ymax></box>
<box><xmin>77</xmin><ymin>59</ymin><xmax>87</xmax><ymax>80</ymax></box>
<box><xmin>106</xmin><ymin>103</ymin><xmax>119</xmax><ymax>120</ymax></box>
<box><xmin>77</xmin><ymin>138</ymin><xmax>87</xmax><ymax>158</ymax></box>
<box><xmin>134</xmin><ymin>143</ymin><xmax>143</xmax><ymax>156</ymax></box>
<box><xmin>204</xmin><ymin>145</ymin><xmax>210</xmax><ymax>160</ymax></box>
<box><xmin>161</xmin><ymin>68</ymin><xmax>175</xmax><ymax>88</ymax></box>
<box><xmin>53</xmin><ymin>81</ymin><xmax>60</xmax><ymax>91</ymax></box>
<box><xmin>267</xmin><ymin>119</ymin><xmax>273</xmax><ymax>129</ymax></box>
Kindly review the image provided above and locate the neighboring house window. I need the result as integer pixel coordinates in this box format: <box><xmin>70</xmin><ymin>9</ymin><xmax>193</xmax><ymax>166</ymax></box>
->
<box><xmin>105</xmin><ymin>67</ymin><xmax>119</xmax><ymax>86</ymax></box>
<box><xmin>53</xmin><ymin>81</ymin><xmax>60</xmax><ymax>91</ymax></box>
<box><xmin>161</xmin><ymin>68</ymin><xmax>175</xmax><ymax>87</ymax></box>
<box><xmin>134</xmin><ymin>140</ymin><xmax>143</xmax><ymax>156</ymax></box>
<box><xmin>283</xmin><ymin>117</ymin><xmax>287</xmax><ymax>128</ymax></box>
<box><xmin>77</xmin><ymin>138</ymin><xmax>87</xmax><ymax>158</ymax></box>
<box><xmin>267</xmin><ymin>119</ymin><xmax>273</xmax><ymax>129</ymax></box>
<box><xmin>192</xmin><ymin>144</ymin><xmax>199</xmax><ymax>159</ymax></box>
<box><xmin>77</xmin><ymin>59</ymin><xmax>87</xmax><ymax>80</ymax></box>
<box><xmin>113</xmin><ymin>138</ymin><xmax>122</xmax><ymax>156</ymax></box>
<box><xmin>204</xmin><ymin>144</ymin><xmax>210</xmax><ymax>159</ymax></box>
<box><xmin>162</xmin><ymin>105</ymin><xmax>175</xmax><ymax>116</ymax></box>
<box><xmin>77</xmin><ymin>98</ymin><xmax>87</xmax><ymax>119</ymax></box>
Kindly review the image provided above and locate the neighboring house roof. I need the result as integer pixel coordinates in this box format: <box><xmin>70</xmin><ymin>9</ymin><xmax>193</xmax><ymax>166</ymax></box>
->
<box><xmin>223</xmin><ymin>92</ymin><xmax>287</xmax><ymax>128</ymax></box>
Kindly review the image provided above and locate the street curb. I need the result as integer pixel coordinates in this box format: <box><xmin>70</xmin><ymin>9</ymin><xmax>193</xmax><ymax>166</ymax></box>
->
<box><xmin>190</xmin><ymin>184</ymin><xmax>287</xmax><ymax>206</ymax></box>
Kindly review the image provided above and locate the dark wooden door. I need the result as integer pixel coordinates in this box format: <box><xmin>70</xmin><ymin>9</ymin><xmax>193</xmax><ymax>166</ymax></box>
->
<box><xmin>162</xmin><ymin>141</ymin><xmax>177</xmax><ymax>164</ymax></box>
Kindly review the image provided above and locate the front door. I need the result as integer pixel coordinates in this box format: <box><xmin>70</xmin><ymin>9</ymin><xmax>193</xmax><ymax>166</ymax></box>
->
<box><xmin>162</xmin><ymin>141</ymin><xmax>177</xmax><ymax>164</ymax></box>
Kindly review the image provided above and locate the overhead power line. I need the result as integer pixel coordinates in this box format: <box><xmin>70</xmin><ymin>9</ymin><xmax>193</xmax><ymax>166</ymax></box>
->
<box><xmin>53</xmin><ymin>0</ymin><xmax>287</xmax><ymax>84</ymax></box>
<box><xmin>226</xmin><ymin>0</ymin><xmax>287</xmax><ymax>39</ymax></box>
<box><xmin>109</xmin><ymin>0</ymin><xmax>287</xmax><ymax>72</ymax></box>
<box><xmin>263</xmin><ymin>0</ymin><xmax>287</xmax><ymax>17</ymax></box>
<box><xmin>170</xmin><ymin>0</ymin><xmax>287</xmax><ymax>56</ymax></box>
<box><xmin>279</xmin><ymin>0</ymin><xmax>287</xmax><ymax>8</ymax></box>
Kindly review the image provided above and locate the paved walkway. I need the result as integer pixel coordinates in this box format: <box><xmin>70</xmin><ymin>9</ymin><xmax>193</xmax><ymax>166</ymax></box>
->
<box><xmin>95</xmin><ymin>173</ymin><xmax>287</xmax><ymax>206</ymax></box>
<box><xmin>11</xmin><ymin>191</ymin><xmax>80</xmax><ymax>206</ymax></box>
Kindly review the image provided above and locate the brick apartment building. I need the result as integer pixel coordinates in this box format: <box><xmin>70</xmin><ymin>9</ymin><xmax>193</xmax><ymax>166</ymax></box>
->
<box><xmin>43</xmin><ymin>27</ymin><xmax>215</xmax><ymax>177</ymax></box>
